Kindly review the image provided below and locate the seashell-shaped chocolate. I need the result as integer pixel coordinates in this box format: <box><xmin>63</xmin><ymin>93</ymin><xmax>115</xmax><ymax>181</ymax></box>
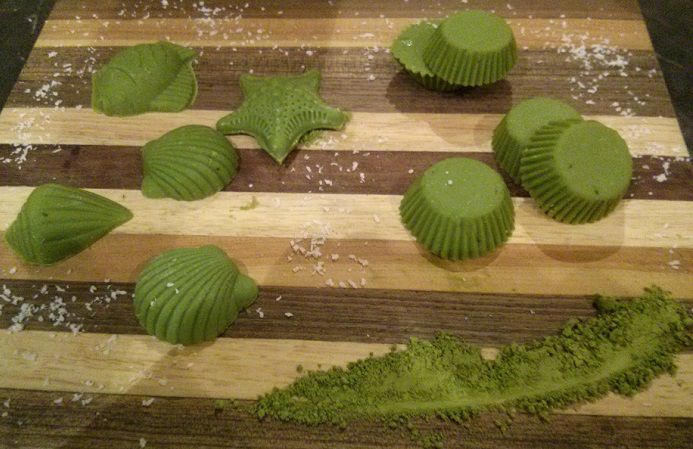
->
<box><xmin>4</xmin><ymin>184</ymin><xmax>133</xmax><ymax>265</ymax></box>
<box><xmin>133</xmin><ymin>245</ymin><xmax>258</xmax><ymax>345</ymax></box>
<box><xmin>141</xmin><ymin>125</ymin><xmax>239</xmax><ymax>201</ymax></box>
<box><xmin>92</xmin><ymin>41</ymin><xmax>197</xmax><ymax>116</ymax></box>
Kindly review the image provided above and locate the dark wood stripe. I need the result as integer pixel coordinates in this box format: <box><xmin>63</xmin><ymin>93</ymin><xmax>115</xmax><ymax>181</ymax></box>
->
<box><xmin>2</xmin><ymin>280</ymin><xmax>692</xmax><ymax>347</ymax></box>
<box><xmin>7</xmin><ymin>46</ymin><xmax>675</xmax><ymax>116</ymax></box>
<box><xmin>1</xmin><ymin>388</ymin><xmax>691</xmax><ymax>449</ymax></box>
<box><xmin>1</xmin><ymin>145</ymin><xmax>690</xmax><ymax>201</ymax></box>
<box><xmin>48</xmin><ymin>0</ymin><xmax>645</xmax><ymax>20</ymax></box>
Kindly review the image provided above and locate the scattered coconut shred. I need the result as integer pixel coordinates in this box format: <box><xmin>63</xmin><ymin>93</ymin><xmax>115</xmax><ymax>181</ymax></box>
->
<box><xmin>1</xmin><ymin>2</ymin><xmax>690</xmax><ymax>444</ymax></box>
<box><xmin>1</xmin><ymin>282</ymin><xmax>128</xmax><ymax>334</ymax></box>
<box><xmin>288</xmin><ymin>217</ymin><xmax>369</xmax><ymax>290</ymax></box>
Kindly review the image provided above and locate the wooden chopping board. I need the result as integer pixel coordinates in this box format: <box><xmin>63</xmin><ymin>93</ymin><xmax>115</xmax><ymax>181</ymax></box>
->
<box><xmin>0</xmin><ymin>0</ymin><xmax>691</xmax><ymax>447</ymax></box>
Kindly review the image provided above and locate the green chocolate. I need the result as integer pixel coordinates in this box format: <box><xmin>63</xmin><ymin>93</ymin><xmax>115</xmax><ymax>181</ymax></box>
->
<box><xmin>521</xmin><ymin>119</ymin><xmax>633</xmax><ymax>224</ymax></box>
<box><xmin>391</xmin><ymin>22</ymin><xmax>460</xmax><ymax>92</ymax></box>
<box><xmin>4</xmin><ymin>184</ymin><xmax>132</xmax><ymax>265</ymax></box>
<box><xmin>92</xmin><ymin>41</ymin><xmax>197</xmax><ymax>116</ymax></box>
<box><xmin>422</xmin><ymin>10</ymin><xmax>517</xmax><ymax>86</ymax></box>
<box><xmin>216</xmin><ymin>70</ymin><xmax>349</xmax><ymax>164</ymax></box>
<box><xmin>493</xmin><ymin>98</ymin><xmax>581</xmax><ymax>183</ymax></box>
<box><xmin>133</xmin><ymin>245</ymin><xmax>258</xmax><ymax>345</ymax></box>
<box><xmin>400</xmin><ymin>157</ymin><xmax>514</xmax><ymax>260</ymax></box>
<box><xmin>141</xmin><ymin>125</ymin><xmax>239</xmax><ymax>201</ymax></box>
<box><xmin>256</xmin><ymin>287</ymin><xmax>691</xmax><ymax>426</ymax></box>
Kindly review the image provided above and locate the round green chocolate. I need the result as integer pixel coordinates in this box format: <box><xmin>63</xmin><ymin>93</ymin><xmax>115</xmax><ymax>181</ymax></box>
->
<box><xmin>391</xmin><ymin>22</ymin><xmax>460</xmax><ymax>92</ymax></box>
<box><xmin>520</xmin><ymin>120</ymin><xmax>633</xmax><ymax>224</ymax></box>
<box><xmin>422</xmin><ymin>10</ymin><xmax>517</xmax><ymax>86</ymax></box>
<box><xmin>493</xmin><ymin>98</ymin><xmax>581</xmax><ymax>183</ymax></box>
<box><xmin>438</xmin><ymin>10</ymin><xmax>513</xmax><ymax>53</ymax></box>
<box><xmin>400</xmin><ymin>157</ymin><xmax>514</xmax><ymax>260</ymax></box>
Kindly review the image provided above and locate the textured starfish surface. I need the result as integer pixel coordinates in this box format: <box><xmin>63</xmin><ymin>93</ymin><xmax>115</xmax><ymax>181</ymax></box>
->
<box><xmin>216</xmin><ymin>70</ymin><xmax>349</xmax><ymax>163</ymax></box>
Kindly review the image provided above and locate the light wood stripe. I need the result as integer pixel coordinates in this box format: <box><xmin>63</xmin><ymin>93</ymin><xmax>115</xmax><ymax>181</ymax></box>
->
<box><xmin>46</xmin><ymin>0</ymin><xmax>647</xmax><ymax>21</ymax></box>
<box><xmin>0</xmin><ymin>108</ymin><xmax>686</xmax><ymax>157</ymax></box>
<box><xmin>35</xmin><ymin>18</ymin><xmax>653</xmax><ymax>51</ymax></box>
<box><xmin>1</xmin><ymin>330</ymin><xmax>690</xmax><ymax>417</ymax></box>
<box><xmin>1</xmin><ymin>235</ymin><xmax>690</xmax><ymax>298</ymax></box>
<box><xmin>1</xmin><ymin>188</ymin><xmax>690</xmax><ymax>249</ymax></box>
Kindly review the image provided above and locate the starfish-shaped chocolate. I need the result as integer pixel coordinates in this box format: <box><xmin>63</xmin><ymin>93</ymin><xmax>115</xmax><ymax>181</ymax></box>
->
<box><xmin>216</xmin><ymin>70</ymin><xmax>349</xmax><ymax>164</ymax></box>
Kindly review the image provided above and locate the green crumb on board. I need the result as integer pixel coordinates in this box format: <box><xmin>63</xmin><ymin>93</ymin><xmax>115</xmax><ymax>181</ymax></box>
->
<box><xmin>240</xmin><ymin>196</ymin><xmax>259</xmax><ymax>210</ymax></box>
<box><xmin>255</xmin><ymin>287</ymin><xmax>691</xmax><ymax>427</ymax></box>
<box><xmin>296</xmin><ymin>364</ymin><xmax>304</xmax><ymax>373</ymax></box>
<box><xmin>213</xmin><ymin>399</ymin><xmax>228</xmax><ymax>411</ymax></box>
<box><xmin>298</xmin><ymin>129</ymin><xmax>325</xmax><ymax>146</ymax></box>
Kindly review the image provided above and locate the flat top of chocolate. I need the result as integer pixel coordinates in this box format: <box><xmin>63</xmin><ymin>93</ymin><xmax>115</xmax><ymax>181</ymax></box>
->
<box><xmin>420</xmin><ymin>157</ymin><xmax>507</xmax><ymax>218</ymax></box>
<box><xmin>439</xmin><ymin>10</ymin><xmax>513</xmax><ymax>53</ymax></box>
<box><xmin>554</xmin><ymin>120</ymin><xmax>633</xmax><ymax>200</ymax></box>
<box><xmin>506</xmin><ymin>97</ymin><xmax>581</xmax><ymax>145</ymax></box>
<box><xmin>391</xmin><ymin>21</ymin><xmax>438</xmax><ymax>76</ymax></box>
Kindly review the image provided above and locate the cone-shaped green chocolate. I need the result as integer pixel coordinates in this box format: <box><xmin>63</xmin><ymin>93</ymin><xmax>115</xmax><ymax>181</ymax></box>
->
<box><xmin>216</xmin><ymin>70</ymin><xmax>349</xmax><ymax>164</ymax></box>
<box><xmin>141</xmin><ymin>125</ymin><xmax>239</xmax><ymax>201</ymax></box>
<box><xmin>400</xmin><ymin>158</ymin><xmax>514</xmax><ymax>260</ymax></box>
<box><xmin>133</xmin><ymin>245</ymin><xmax>258</xmax><ymax>345</ymax></box>
<box><xmin>422</xmin><ymin>10</ymin><xmax>517</xmax><ymax>86</ymax></box>
<box><xmin>520</xmin><ymin>120</ymin><xmax>633</xmax><ymax>224</ymax></box>
<box><xmin>4</xmin><ymin>184</ymin><xmax>133</xmax><ymax>265</ymax></box>
<box><xmin>92</xmin><ymin>41</ymin><xmax>197</xmax><ymax>116</ymax></box>
<box><xmin>391</xmin><ymin>22</ymin><xmax>461</xmax><ymax>92</ymax></box>
<box><xmin>493</xmin><ymin>98</ymin><xmax>582</xmax><ymax>183</ymax></box>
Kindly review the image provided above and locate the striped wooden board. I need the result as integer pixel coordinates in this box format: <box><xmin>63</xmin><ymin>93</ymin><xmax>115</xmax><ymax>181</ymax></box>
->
<box><xmin>1</xmin><ymin>1</ymin><xmax>691</xmax><ymax>448</ymax></box>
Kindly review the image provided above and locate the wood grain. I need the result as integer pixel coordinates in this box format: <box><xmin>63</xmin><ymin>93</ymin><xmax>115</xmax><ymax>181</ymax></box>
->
<box><xmin>2</xmin><ymin>280</ymin><xmax>692</xmax><ymax>347</ymax></box>
<box><xmin>2</xmin><ymin>145</ymin><xmax>690</xmax><ymax>201</ymax></box>
<box><xmin>2</xmin><ymin>188</ymin><xmax>690</xmax><ymax>249</ymax></box>
<box><xmin>1</xmin><ymin>330</ymin><xmax>691</xmax><ymax>417</ymax></box>
<box><xmin>35</xmin><ymin>18</ymin><xmax>654</xmax><ymax>50</ymax></box>
<box><xmin>1</xmin><ymin>0</ymin><xmax>690</xmax><ymax>446</ymax></box>
<box><xmin>3</xmin><ymin>389</ymin><xmax>691</xmax><ymax>449</ymax></box>
<box><xmin>0</xmin><ymin>109</ymin><xmax>685</xmax><ymax>156</ymax></box>
<box><xmin>9</xmin><ymin>46</ymin><xmax>675</xmax><ymax>116</ymax></box>
<box><xmin>48</xmin><ymin>0</ymin><xmax>646</xmax><ymax>20</ymax></box>
<box><xmin>1</xmin><ymin>234</ymin><xmax>690</xmax><ymax>298</ymax></box>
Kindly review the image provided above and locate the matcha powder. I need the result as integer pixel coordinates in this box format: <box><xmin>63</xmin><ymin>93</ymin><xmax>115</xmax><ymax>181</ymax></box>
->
<box><xmin>255</xmin><ymin>287</ymin><xmax>691</xmax><ymax>426</ymax></box>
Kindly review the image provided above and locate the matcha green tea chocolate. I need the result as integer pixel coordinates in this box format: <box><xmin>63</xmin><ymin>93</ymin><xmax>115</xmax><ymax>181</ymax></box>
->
<box><xmin>92</xmin><ymin>41</ymin><xmax>197</xmax><ymax>116</ymax></box>
<box><xmin>493</xmin><ymin>98</ymin><xmax>581</xmax><ymax>183</ymax></box>
<box><xmin>391</xmin><ymin>22</ymin><xmax>460</xmax><ymax>92</ymax></box>
<box><xmin>400</xmin><ymin>157</ymin><xmax>514</xmax><ymax>260</ymax></box>
<box><xmin>216</xmin><ymin>70</ymin><xmax>349</xmax><ymax>164</ymax></box>
<box><xmin>520</xmin><ymin>119</ymin><xmax>633</xmax><ymax>224</ymax></box>
<box><xmin>256</xmin><ymin>287</ymin><xmax>690</xmax><ymax>425</ymax></box>
<box><xmin>4</xmin><ymin>184</ymin><xmax>132</xmax><ymax>265</ymax></box>
<box><xmin>422</xmin><ymin>10</ymin><xmax>517</xmax><ymax>86</ymax></box>
<box><xmin>141</xmin><ymin>125</ymin><xmax>239</xmax><ymax>201</ymax></box>
<box><xmin>133</xmin><ymin>245</ymin><xmax>258</xmax><ymax>345</ymax></box>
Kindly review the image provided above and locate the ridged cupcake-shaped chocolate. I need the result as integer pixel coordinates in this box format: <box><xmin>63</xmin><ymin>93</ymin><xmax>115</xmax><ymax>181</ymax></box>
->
<box><xmin>422</xmin><ymin>10</ymin><xmax>517</xmax><ymax>86</ymax></box>
<box><xmin>400</xmin><ymin>157</ymin><xmax>514</xmax><ymax>260</ymax></box>
<box><xmin>492</xmin><ymin>97</ymin><xmax>581</xmax><ymax>183</ymax></box>
<box><xmin>520</xmin><ymin>119</ymin><xmax>633</xmax><ymax>224</ymax></box>
<box><xmin>391</xmin><ymin>22</ymin><xmax>461</xmax><ymax>92</ymax></box>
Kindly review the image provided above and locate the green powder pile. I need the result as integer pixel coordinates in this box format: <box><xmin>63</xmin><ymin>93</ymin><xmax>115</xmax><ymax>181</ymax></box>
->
<box><xmin>256</xmin><ymin>287</ymin><xmax>691</xmax><ymax>426</ymax></box>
